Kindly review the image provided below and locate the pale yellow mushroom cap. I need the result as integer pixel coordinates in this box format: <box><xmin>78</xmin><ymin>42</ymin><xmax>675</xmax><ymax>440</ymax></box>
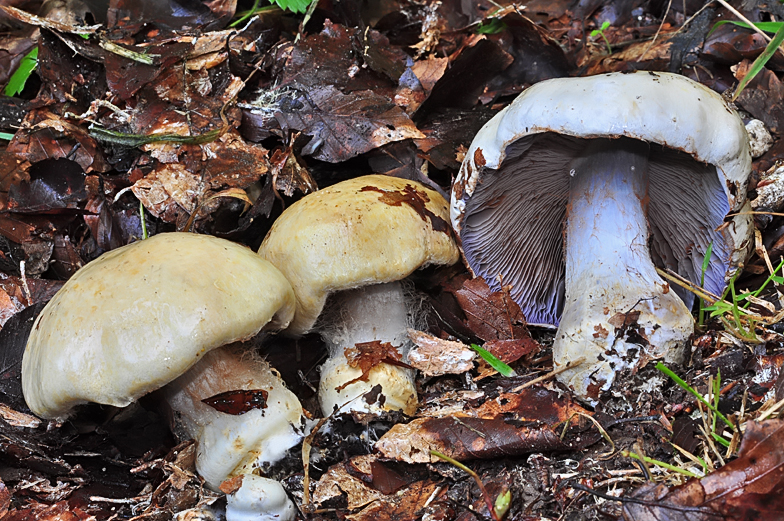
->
<box><xmin>22</xmin><ymin>232</ymin><xmax>296</xmax><ymax>420</ymax></box>
<box><xmin>258</xmin><ymin>175</ymin><xmax>460</xmax><ymax>335</ymax></box>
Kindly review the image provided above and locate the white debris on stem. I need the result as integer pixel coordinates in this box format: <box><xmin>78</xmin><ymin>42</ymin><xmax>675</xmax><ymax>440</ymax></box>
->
<box><xmin>554</xmin><ymin>139</ymin><xmax>693</xmax><ymax>401</ymax></box>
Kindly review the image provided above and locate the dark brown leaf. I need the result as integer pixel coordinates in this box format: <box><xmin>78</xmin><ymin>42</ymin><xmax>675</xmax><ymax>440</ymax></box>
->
<box><xmin>376</xmin><ymin>387</ymin><xmax>594</xmax><ymax>463</ymax></box>
<box><xmin>340</xmin><ymin>340</ymin><xmax>404</xmax><ymax>391</ymax></box>
<box><xmin>623</xmin><ymin>420</ymin><xmax>784</xmax><ymax>521</ymax></box>
<box><xmin>7</xmin><ymin>158</ymin><xmax>87</xmax><ymax>214</ymax></box>
<box><xmin>452</xmin><ymin>276</ymin><xmax>529</xmax><ymax>342</ymax></box>
<box><xmin>273</xmin><ymin>85</ymin><xmax>424</xmax><ymax>163</ymax></box>
<box><xmin>269</xmin><ymin>142</ymin><xmax>317</xmax><ymax>198</ymax></box>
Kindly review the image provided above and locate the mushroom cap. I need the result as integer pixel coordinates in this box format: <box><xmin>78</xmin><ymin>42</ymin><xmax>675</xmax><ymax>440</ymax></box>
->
<box><xmin>451</xmin><ymin>71</ymin><xmax>753</xmax><ymax>326</ymax></box>
<box><xmin>22</xmin><ymin>232</ymin><xmax>296</xmax><ymax>420</ymax></box>
<box><xmin>258</xmin><ymin>174</ymin><xmax>460</xmax><ymax>335</ymax></box>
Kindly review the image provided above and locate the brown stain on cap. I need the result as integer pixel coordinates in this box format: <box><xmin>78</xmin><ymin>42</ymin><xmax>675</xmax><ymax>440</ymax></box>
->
<box><xmin>360</xmin><ymin>184</ymin><xmax>451</xmax><ymax>234</ymax></box>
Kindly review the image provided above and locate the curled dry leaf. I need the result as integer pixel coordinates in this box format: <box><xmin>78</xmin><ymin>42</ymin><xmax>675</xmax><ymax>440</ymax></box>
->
<box><xmin>312</xmin><ymin>454</ymin><xmax>386</xmax><ymax>510</ymax></box>
<box><xmin>273</xmin><ymin>85</ymin><xmax>425</xmax><ymax>163</ymax></box>
<box><xmin>407</xmin><ymin>328</ymin><xmax>475</xmax><ymax>376</ymax></box>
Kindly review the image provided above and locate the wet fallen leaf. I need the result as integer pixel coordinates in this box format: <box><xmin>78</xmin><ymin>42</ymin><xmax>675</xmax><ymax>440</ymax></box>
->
<box><xmin>346</xmin><ymin>480</ymin><xmax>440</xmax><ymax>521</ymax></box>
<box><xmin>623</xmin><ymin>419</ymin><xmax>784</xmax><ymax>520</ymax></box>
<box><xmin>269</xmin><ymin>141</ymin><xmax>317</xmax><ymax>198</ymax></box>
<box><xmin>376</xmin><ymin>387</ymin><xmax>594</xmax><ymax>463</ymax></box>
<box><xmin>202</xmin><ymin>389</ymin><xmax>268</xmax><ymax>415</ymax></box>
<box><xmin>273</xmin><ymin>85</ymin><xmax>424</xmax><ymax>163</ymax></box>
<box><xmin>340</xmin><ymin>340</ymin><xmax>406</xmax><ymax>391</ymax></box>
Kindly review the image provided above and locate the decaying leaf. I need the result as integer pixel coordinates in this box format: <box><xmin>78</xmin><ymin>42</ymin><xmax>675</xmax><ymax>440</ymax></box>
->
<box><xmin>273</xmin><ymin>85</ymin><xmax>425</xmax><ymax>163</ymax></box>
<box><xmin>312</xmin><ymin>454</ymin><xmax>386</xmax><ymax>510</ymax></box>
<box><xmin>623</xmin><ymin>419</ymin><xmax>784</xmax><ymax>520</ymax></box>
<box><xmin>452</xmin><ymin>276</ymin><xmax>530</xmax><ymax>342</ymax></box>
<box><xmin>375</xmin><ymin>387</ymin><xmax>595</xmax><ymax>463</ymax></box>
<box><xmin>269</xmin><ymin>141</ymin><xmax>317</xmax><ymax>198</ymax></box>
<box><xmin>407</xmin><ymin>329</ymin><xmax>476</xmax><ymax>376</ymax></box>
<box><xmin>345</xmin><ymin>480</ymin><xmax>440</xmax><ymax>521</ymax></box>
<box><xmin>339</xmin><ymin>340</ymin><xmax>405</xmax><ymax>391</ymax></box>
<box><xmin>202</xmin><ymin>389</ymin><xmax>268</xmax><ymax>415</ymax></box>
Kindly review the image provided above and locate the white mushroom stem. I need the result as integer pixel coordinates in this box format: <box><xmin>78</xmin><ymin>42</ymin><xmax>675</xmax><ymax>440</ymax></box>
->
<box><xmin>164</xmin><ymin>345</ymin><xmax>305</xmax><ymax>490</ymax></box>
<box><xmin>225</xmin><ymin>474</ymin><xmax>297</xmax><ymax>521</ymax></box>
<box><xmin>318</xmin><ymin>281</ymin><xmax>418</xmax><ymax>416</ymax></box>
<box><xmin>553</xmin><ymin>139</ymin><xmax>694</xmax><ymax>401</ymax></box>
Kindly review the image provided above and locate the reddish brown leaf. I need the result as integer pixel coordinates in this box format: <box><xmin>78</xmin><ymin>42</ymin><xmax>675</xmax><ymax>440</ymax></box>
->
<box><xmin>269</xmin><ymin>142</ymin><xmax>317</xmax><ymax>198</ymax></box>
<box><xmin>340</xmin><ymin>341</ymin><xmax>405</xmax><ymax>391</ymax></box>
<box><xmin>201</xmin><ymin>389</ymin><xmax>268</xmax><ymax>415</ymax></box>
<box><xmin>623</xmin><ymin>419</ymin><xmax>784</xmax><ymax>521</ymax></box>
<box><xmin>481</xmin><ymin>338</ymin><xmax>540</xmax><ymax>364</ymax></box>
<box><xmin>345</xmin><ymin>480</ymin><xmax>440</xmax><ymax>521</ymax></box>
<box><xmin>452</xmin><ymin>276</ymin><xmax>530</xmax><ymax>342</ymax></box>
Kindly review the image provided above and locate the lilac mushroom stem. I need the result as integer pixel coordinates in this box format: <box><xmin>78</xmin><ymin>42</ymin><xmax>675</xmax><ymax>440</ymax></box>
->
<box><xmin>555</xmin><ymin>139</ymin><xmax>693</xmax><ymax>398</ymax></box>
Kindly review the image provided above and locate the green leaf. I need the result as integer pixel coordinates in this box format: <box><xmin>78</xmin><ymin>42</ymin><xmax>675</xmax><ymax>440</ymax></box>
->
<box><xmin>732</xmin><ymin>23</ymin><xmax>784</xmax><ymax>101</ymax></box>
<box><xmin>709</xmin><ymin>20</ymin><xmax>784</xmax><ymax>36</ymax></box>
<box><xmin>494</xmin><ymin>489</ymin><xmax>511</xmax><ymax>519</ymax></box>
<box><xmin>477</xmin><ymin>18</ymin><xmax>507</xmax><ymax>35</ymax></box>
<box><xmin>271</xmin><ymin>0</ymin><xmax>313</xmax><ymax>14</ymax></box>
<box><xmin>4</xmin><ymin>46</ymin><xmax>38</xmax><ymax>97</ymax></box>
<box><xmin>0</xmin><ymin>132</ymin><xmax>15</xmax><ymax>141</ymax></box>
<box><xmin>469</xmin><ymin>344</ymin><xmax>517</xmax><ymax>377</ymax></box>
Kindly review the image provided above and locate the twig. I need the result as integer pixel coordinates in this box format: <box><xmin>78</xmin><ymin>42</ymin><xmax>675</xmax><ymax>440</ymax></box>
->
<box><xmin>639</xmin><ymin>0</ymin><xmax>672</xmax><ymax>61</ymax></box>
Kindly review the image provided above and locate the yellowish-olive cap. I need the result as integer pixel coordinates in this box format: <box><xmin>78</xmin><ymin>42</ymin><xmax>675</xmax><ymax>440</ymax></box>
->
<box><xmin>22</xmin><ymin>232</ymin><xmax>296</xmax><ymax>420</ymax></box>
<box><xmin>258</xmin><ymin>175</ymin><xmax>459</xmax><ymax>335</ymax></box>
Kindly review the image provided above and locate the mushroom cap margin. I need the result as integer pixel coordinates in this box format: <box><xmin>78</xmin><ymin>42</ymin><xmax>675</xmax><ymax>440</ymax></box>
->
<box><xmin>22</xmin><ymin>232</ymin><xmax>296</xmax><ymax>420</ymax></box>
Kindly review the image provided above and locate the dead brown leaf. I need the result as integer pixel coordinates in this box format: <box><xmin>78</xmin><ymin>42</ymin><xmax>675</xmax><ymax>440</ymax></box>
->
<box><xmin>452</xmin><ymin>276</ymin><xmax>530</xmax><ymax>342</ymax></box>
<box><xmin>273</xmin><ymin>85</ymin><xmax>424</xmax><ymax>163</ymax></box>
<box><xmin>376</xmin><ymin>388</ymin><xmax>594</xmax><ymax>463</ymax></box>
<box><xmin>269</xmin><ymin>141</ymin><xmax>317</xmax><ymax>198</ymax></box>
<box><xmin>345</xmin><ymin>480</ymin><xmax>440</xmax><ymax>521</ymax></box>
<box><xmin>340</xmin><ymin>340</ymin><xmax>405</xmax><ymax>391</ymax></box>
<box><xmin>623</xmin><ymin>419</ymin><xmax>784</xmax><ymax>520</ymax></box>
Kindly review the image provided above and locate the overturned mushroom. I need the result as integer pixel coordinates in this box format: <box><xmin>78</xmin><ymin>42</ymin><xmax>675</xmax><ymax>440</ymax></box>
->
<box><xmin>259</xmin><ymin>175</ymin><xmax>459</xmax><ymax>416</ymax></box>
<box><xmin>22</xmin><ymin>233</ymin><xmax>305</xmax><ymax>506</ymax></box>
<box><xmin>451</xmin><ymin>72</ymin><xmax>753</xmax><ymax>401</ymax></box>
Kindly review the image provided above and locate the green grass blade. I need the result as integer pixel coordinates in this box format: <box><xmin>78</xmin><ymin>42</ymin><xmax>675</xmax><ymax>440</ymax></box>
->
<box><xmin>0</xmin><ymin>132</ymin><xmax>15</xmax><ymax>141</ymax></box>
<box><xmin>469</xmin><ymin>344</ymin><xmax>516</xmax><ymax>377</ymax></box>
<box><xmin>655</xmin><ymin>362</ymin><xmax>735</xmax><ymax>432</ymax></box>
<box><xmin>732</xmin><ymin>23</ymin><xmax>784</xmax><ymax>101</ymax></box>
<box><xmin>709</xmin><ymin>20</ymin><xmax>784</xmax><ymax>35</ymax></box>
<box><xmin>698</xmin><ymin>242</ymin><xmax>714</xmax><ymax>326</ymax></box>
<box><xmin>4</xmin><ymin>46</ymin><xmax>38</xmax><ymax>97</ymax></box>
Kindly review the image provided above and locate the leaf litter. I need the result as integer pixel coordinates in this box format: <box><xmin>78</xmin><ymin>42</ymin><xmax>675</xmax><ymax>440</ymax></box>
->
<box><xmin>2</xmin><ymin>0</ymin><xmax>784</xmax><ymax>520</ymax></box>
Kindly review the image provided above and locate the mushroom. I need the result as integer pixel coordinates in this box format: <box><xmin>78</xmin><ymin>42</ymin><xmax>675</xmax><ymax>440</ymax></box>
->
<box><xmin>258</xmin><ymin>174</ymin><xmax>459</xmax><ymax>416</ymax></box>
<box><xmin>22</xmin><ymin>233</ymin><xmax>305</xmax><ymax>503</ymax></box>
<box><xmin>451</xmin><ymin>72</ymin><xmax>753</xmax><ymax>401</ymax></box>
